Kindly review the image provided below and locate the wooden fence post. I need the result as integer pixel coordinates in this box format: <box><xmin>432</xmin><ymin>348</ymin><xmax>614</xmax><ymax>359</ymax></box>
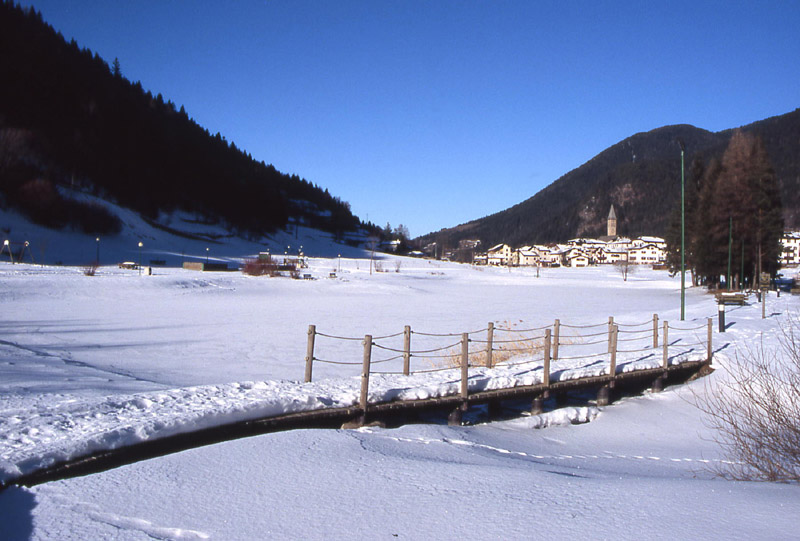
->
<box><xmin>553</xmin><ymin>319</ymin><xmax>560</xmax><ymax>360</ymax></box>
<box><xmin>652</xmin><ymin>314</ymin><xmax>659</xmax><ymax>348</ymax></box>
<box><xmin>486</xmin><ymin>322</ymin><xmax>494</xmax><ymax>368</ymax></box>
<box><xmin>360</xmin><ymin>335</ymin><xmax>373</xmax><ymax>411</ymax></box>
<box><xmin>403</xmin><ymin>325</ymin><xmax>411</xmax><ymax>376</ymax></box>
<box><xmin>608</xmin><ymin>316</ymin><xmax>614</xmax><ymax>353</ymax></box>
<box><xmin>543</xmin><ymin>328</ymin><xmax>551</xmax><ymax>387</ymax></box>
<box><xmin>449</xmin><ymin>333</ymin><xmax>470</xmax><ymax>426</ymax></box>
<box><xmin>609</xmin><ymin>324</ymin><xmax>618</xmax><ymax>378</ymax></box>
<box><xmin>662</xmin><ymin>321</ymin><xmax>669</xmax><ymax>369</ymax></box>
<box><xmin>304</xmin><ymin>325</ymin><xmax>316</xmax><ymax>383</ymax></box>
<box><xmin>707</xmin><ymin>318</ymin><xmax>713</xmax><ymax>364</ymax></box>
<box><xmin>461</xmin><ymin>333</ymin><xmax>469</xmax><ymax>399</ymax></box>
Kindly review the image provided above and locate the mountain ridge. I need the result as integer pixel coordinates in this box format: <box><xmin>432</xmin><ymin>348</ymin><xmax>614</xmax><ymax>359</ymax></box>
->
<box><xmin>417</xmin><ymin>109</ymin><xmax>800</xmax><ymax>252</ymax></box>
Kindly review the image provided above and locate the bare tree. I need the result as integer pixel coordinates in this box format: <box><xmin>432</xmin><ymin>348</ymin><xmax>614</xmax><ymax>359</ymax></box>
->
<box><xmin>614</xmin><ymin>259</ymin><xmax>636</xmax><ymax>281</ymax></box>
<box><xmin>694</xmin><ymin>311</ymin><xmax>800</xmax><ymax>482</ymax></box>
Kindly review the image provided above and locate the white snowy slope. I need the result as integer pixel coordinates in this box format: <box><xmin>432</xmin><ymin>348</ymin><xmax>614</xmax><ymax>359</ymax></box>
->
<box><xmin>1</xmin><ymin>250</ymin><xmax>799</xmax><ymax>539</ymax></box>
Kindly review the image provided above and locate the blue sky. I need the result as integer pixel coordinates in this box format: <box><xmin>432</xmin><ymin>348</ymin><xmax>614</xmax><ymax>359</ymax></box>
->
<box><xmin>18</xmin><ymin>1</ymin><xmax>800</xmax><ymax>237</ymax></box>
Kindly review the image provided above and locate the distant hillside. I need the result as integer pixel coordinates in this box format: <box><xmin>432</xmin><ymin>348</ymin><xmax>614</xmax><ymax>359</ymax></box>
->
<box><xmin>419</xmin><ymin>109</ymin><xmax>800</xmax><ymax>251</ymax></box>
<box><xmin>0</xmin><ymin>2</ymin><xmax>363</xmax><ymax>238</ymax></box>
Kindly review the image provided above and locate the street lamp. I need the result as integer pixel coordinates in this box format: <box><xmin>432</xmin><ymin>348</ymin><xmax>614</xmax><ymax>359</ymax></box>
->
<box><xmin>678</xmin><ymin>139</ymin><xmax>686</xmax><ymax>321</ymax></box>
<box><xmin>96</xmin><ymin>237</ymin><xmax>100</xmax><ymax>266</ymax></box>
<box><xmin>206</xmin><ymin>247</ymin><xmax>210</xmax><ymax>265</ymax></box>
<box><xmin>338</xmin><ymin>254</ymin><xmax>341</xmax><ymax>273</ymax></box>
<box><xmin>138</xmin><ymin>241</ymin><xmax>143</xmax><ymax>275</ymax></box>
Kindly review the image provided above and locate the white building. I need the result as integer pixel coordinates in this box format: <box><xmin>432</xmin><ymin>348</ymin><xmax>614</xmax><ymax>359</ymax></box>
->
<box><xmin>514</xmin><ymin>246</ymin><xmax>543</xmax><ymax>266</ymax></box>
<box><xmin>781</xmin><ymin>231</ymin><xmax>800</xmax><ymax>266</ymax></box>
<box><xmin>628</xmin><ymin>243</ymin><xmax>664</xmax><ymax>265</ymax></box>
<box><xmin>487</xmin><ymin>244</ymin><xmax>513</xmax><ymax>266</ymax></box>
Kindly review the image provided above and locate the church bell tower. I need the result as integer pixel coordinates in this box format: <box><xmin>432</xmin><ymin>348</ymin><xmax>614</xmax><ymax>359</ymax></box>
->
<box><xmin>607</xmin><ymin>205</ymin><xmax>617</xmax><ymax>237</ymax></box>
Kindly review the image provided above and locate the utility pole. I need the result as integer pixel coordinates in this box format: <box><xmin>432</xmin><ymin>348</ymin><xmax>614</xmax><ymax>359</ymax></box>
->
<box><xmin>679</xmin><ymin>140</ymin><xmax>686</xmax><ymax>321</ymax></box>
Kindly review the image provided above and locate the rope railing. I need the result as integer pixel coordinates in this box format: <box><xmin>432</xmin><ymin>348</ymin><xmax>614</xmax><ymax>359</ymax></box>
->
<box><xmin>314</xmin><ymin>332</ymin><xmax>364</xmax><ymax>341</ymax></box>
<box><xmin>412</xmin><ymin>327</ymin><xmax>488</xmax><ymax>337</ymax></box>
<box><xmin>616</xmin><ymin>334</ymin><xmax>652</xmax><ymax>343</ymax></box>
<box><xmin>371</xmin><ymin>355</ymin><xmax>404</xmax><ymax>364</ymax></box>
<box><xmin>577</xmin><ymin>330</ymin><xmax>611</xmax><ymax>338</ymax></box>
<box><xmin>615</xmin><ymin>319</ymin><xmax>653</xmax><ymax>328</ymax></box>
<box><xmin>560</xmin><ymin>322</ymin><xmax>607</xmax><ymax>329</ymax></box>
<box><xmin>372</xmin><ymin>330</ymin><xmax>406</xmax><ymax>340</ymax></box>
<box><xmin>494</xmin><ymin>323</ymin><xmax>552</xmax><ymax>333</ymax></box>
<box><xmin>371</xmin><ymin>343</ymin><xmax>406</xmax><ymax>353</ymax></box>
<box><xmin>313</xmin><ymin>357</ymin><xmax>364</xmax><ymax>366</ymax></box>
<box><xmin>565</xmin><ymin>338</ymin><xmax>608</xmax><ymax>347</ymax></box>
<box><xmin>557</xmin><ymin>350</ymin><xmax>610</xmax><ymax>360</ymax></box>
<box><xmin>667</xmin><ymin>323</ymin><xmax>708</xmax><ymax>331</ymax></box>
<box><xmin>617</xmin><ymin>327</ymin><xmax>652</xmax><ymax>335</ymax></box>
<box><xmin>477</xmin><ymin>334</ymin><xmax>545</xmax><ymax>345</ymax></box>
<box><xmin>301</xmin><ymin>316</ymin><xmax>715</xmax><ymax>416</ymax></box>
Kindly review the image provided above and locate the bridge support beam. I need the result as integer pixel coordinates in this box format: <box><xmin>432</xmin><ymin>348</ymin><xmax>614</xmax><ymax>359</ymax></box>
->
<box><xmin>448</xmin><ymin>402</ymin><xmax>468</xmax><ymax>426</ymax></box>
<box><xmin>531</xmin><ymin>395</ymin><xmax>544</xmax><ymax>415</ymax></box>
<box><xmin>597</xmin><ymin>385</ymin><xmax>612</xmax><ymax>406</ymax></box>
<box><xmin>531</xmin><ymin>390</ymin><xmax>549</xmax><ymax>415</ymax></box>
<box><xmin>651</xmin><ymin>373</ymin><xmax>667</xmax><ymax>393</ymax></box>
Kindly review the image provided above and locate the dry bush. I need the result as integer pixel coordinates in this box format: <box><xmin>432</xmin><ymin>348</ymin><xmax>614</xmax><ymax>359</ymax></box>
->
<box><xmin>82</xmin><ymin>262</ymin><xmax>99</xmax><ymax>276</ymax></box>
<box><xmin>436</xmin><ymin>321</ymin><xmax>550</xmax><ymax>369</ymax></box>
<box><xmin>395</xmin><ymin>260</ymin><xmax>402</xmax><ymax>273</ymax></box>
<box><xmin>695</xmin><ymin>311</ymin><xmax>800</xmax><ymax>482</ymax></box>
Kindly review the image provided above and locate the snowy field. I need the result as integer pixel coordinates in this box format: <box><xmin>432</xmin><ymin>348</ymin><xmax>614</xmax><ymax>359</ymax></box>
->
<box><xmin>1</xmin><ymin>250</ymin><xmax>799</xmax><ymax>539</ymax></box>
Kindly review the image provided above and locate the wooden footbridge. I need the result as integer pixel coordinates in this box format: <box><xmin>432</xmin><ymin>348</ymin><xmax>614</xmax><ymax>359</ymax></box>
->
<box><xmin>304</xmin><ymin>314</ymin><xmax>714</xmax><ymax>426</ymax></box>
<box><xmin>6</xmin><ymin>314</ymin><xmax>714</xmax><ymax>489</ymax></box>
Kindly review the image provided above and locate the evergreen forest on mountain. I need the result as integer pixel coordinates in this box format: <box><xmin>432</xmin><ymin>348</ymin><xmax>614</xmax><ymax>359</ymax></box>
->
<box><xmin>0</xmin><ymin>2</ymin><xmax>363</xmax><ymax>238</ymax></box>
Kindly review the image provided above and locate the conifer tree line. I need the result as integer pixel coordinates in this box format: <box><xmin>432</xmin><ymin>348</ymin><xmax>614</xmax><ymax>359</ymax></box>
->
<box><xmin>0</xmin><ymin>2</ymin><xmax>361</xmax><ymax>237</ymax></box>
<box><xmin>665</xmin><ymin>131</ymin><xmax>784</xmax><ymax>288</ymax></box>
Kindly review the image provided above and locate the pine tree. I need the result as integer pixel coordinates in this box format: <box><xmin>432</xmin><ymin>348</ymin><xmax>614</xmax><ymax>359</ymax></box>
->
<box><xmin>700</xmin><ymin>131</ymin><xmax>783</xmax><ymax>287</ymax></box>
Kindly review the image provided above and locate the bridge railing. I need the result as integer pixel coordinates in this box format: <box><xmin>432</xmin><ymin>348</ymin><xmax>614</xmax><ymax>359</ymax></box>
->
<box><xmin>303</xmin><ymin>314</ymin><xmax>714</xmax><ymax>413</ymax></box>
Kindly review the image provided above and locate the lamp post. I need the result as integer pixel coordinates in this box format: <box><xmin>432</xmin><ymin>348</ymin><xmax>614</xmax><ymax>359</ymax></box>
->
<box><xmin>138</xmin><ymin>241</ymin><xmax>143</xmax><ymax>275</ymax></box>
<box><xmin>679</xmin><ymin>140</ymin><xmax>686</xmax><ymax>321</ymax></box>
<box><xmin>95</xmin><ymin>237</ymin><xmax>100</xmax><ymax>266</ymax></box>
<box><xmin>338</xmin><ymin>254</ymin><xmax>341</xmax><ymax>273</ymax></box>
<box><xmin>727</xmin><ymin>217</ymin><xmax>733</xmax><ymax>291</ymax></box>
<box><xmin>206</xmin><ymin>247</ymin><xmax>209</xmax><ymax>265</ymax></box>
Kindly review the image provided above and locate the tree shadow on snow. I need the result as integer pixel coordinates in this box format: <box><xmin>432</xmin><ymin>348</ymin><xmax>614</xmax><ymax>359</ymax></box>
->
<box><xmin>0</xmin><ymin>485</ymin><xmax>36</xmax><ymax>539</ymax></box>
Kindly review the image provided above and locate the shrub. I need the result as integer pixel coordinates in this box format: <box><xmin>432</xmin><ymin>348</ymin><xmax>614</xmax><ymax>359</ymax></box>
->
<box><xmin>437</xmin><ymin>321</ymin><xmax>552</xmax><ymax>369</ymax></box>
<box><xmin>82</xmin><ymin>262</ymin><xmax>99</xmax><ymax>276</ymax></box>
<box><xmin>242</xmin><ymin>256</ymin><xmax>280</xmax><ymax>277</ymax></box>
<box><xmin>695</xmin><ymin>311</ymin><xmax>800</xmax><ymax>482</ymax></box>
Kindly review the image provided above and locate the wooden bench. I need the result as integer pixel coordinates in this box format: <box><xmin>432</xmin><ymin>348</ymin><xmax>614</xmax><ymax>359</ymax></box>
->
<box><xmin>716</xmin><ymin>292</ymin><xmax>747</xmax><ymax>305</ymax></box>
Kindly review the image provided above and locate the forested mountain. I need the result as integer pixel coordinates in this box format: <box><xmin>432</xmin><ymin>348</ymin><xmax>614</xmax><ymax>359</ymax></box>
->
<box><xmin>418</xmin><ymin>109</ymin><xmax>800</xmax><ymax>251</ymax></box>
<box><xmin>0</xmin><ymin>2</ymin><xmax>362</xmax><ymax>237</ymax></box>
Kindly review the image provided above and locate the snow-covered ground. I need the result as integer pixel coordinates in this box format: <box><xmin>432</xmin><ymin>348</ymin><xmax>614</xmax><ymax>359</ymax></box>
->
<box><xmin>1</xmin><ymin>248</ymin><xmax>799</xmax><ymax>539</ymax></box>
